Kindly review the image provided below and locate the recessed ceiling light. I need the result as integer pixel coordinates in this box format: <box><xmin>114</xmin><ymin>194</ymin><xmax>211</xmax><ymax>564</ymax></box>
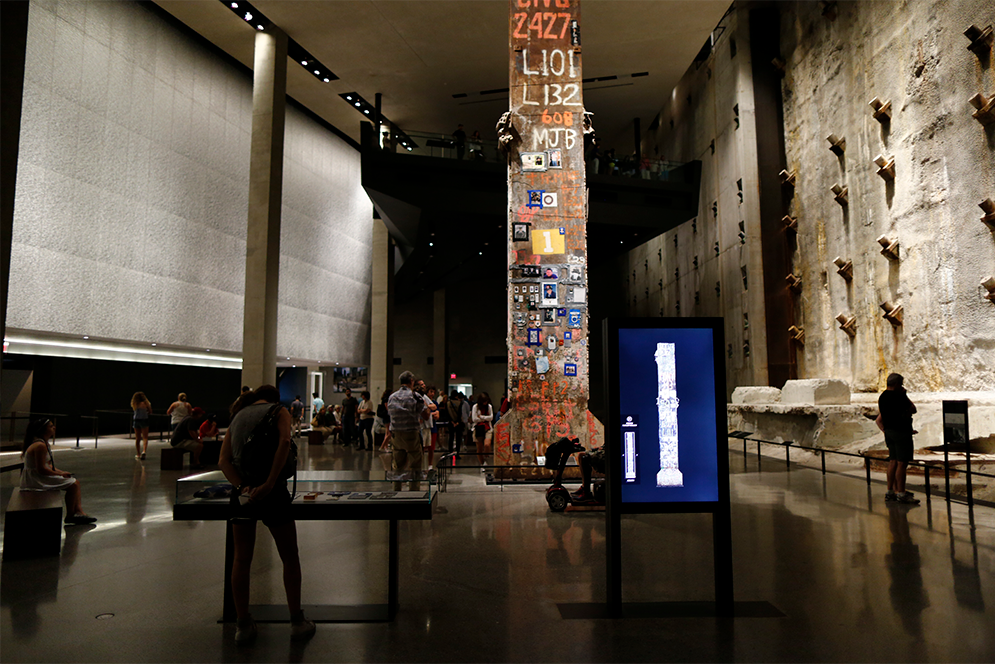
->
<box><xmin>244</xmin><ymin>11</ymin><xmax>252</xmax><ymax>21</ymax></box>
<box><xmin>83</xmin><ymin>336</ymin><xmax>89</xmax><ymax>339</ymax></box>
<box><xmin>151</xmin><ymin>343</ymin><xmax>157</xmax><ymax>346</ymax></box>
<box><xmin>256</xmin><ymin>24</ymin><xmax>264</xmax><ymax>30</ymax></box>
<box><xmin>346</xmin><ymin>95</ymin><xmax>352</xmax><ymax>100</ymax></box>
<box><xmin>429</xmin><ymin>242</ymin><xmax>433</xmax><ymax>247</ymax></box>
<box><xmin>314</xmin><ymin>70</ymin><xmax>319</xmax><ymax>75</ymax></box>
<box><xmin>363</xmin><ymin>110</ymin><xmax>369</xmax><ymax>114</ymax></box>
<box><xmin>230</xmin><ymin>2</ymin><xmax>238</xmax><ymax>8</ymax></box>
<box><xmin>301</xmin><ymin>60</ymin><xmax>307</xmax><ymax>65</ymax></box>
<box><xmin>323</xmin><ymin>78</ymin><xmax>329</xmax><ymax>83</ymax></box>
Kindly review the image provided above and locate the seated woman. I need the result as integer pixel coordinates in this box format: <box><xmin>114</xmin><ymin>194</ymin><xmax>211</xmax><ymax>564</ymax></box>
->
<box><xmin>310</xmin><ymin>405</ymin><xmax>339</xmax><ymax>442</ymax></box>
<box><xmin>20</xmin><ymin>419</ymin><xmax>96</xmax><ymax>525</ymax></box>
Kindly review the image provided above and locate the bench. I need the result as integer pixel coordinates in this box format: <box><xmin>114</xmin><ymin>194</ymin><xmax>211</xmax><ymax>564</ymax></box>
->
<box><xmin>161</xmin><ymin>446</ymin><xmax>186</xmax><ymax>471</ymax></box>
<box><xmin>307</xmin><ymin>430</ymin><xmax>325</xmax><ymax>446</ymax></box>
<box><xmin>3</xmin><ymin>490</ymin><xmax>64</xmax><ymax>559</ymax></box>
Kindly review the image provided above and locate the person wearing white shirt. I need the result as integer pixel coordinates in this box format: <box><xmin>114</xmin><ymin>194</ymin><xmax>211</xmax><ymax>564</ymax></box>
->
<box><xmin>471</xmin><ymin>393</ymin><xmax>494</xmax><ymax>472</ymax></box>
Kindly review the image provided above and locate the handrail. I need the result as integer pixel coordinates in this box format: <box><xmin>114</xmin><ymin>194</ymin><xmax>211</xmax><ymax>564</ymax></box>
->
<box><xmin>727</xmin><ymin>431</ymin><xmax>992</xmax><ymax>509</ymax></box>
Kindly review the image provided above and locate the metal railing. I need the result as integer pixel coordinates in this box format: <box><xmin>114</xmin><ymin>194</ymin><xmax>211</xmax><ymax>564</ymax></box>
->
<box><xmin>386</xmin><ymin>130</ymin><xmax>686</xmax><ymax>181</ymax></box>
<box><xmin>727</xmin><ymin>431</ymin><xmax>993</xmax><ymax>509</ymax></box>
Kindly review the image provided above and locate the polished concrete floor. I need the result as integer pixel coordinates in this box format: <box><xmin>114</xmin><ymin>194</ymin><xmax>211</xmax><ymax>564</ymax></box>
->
<box><xmin>1</xmin><ymin>434</ymin><xmax>993</xmax><ymax>662</ymax></box>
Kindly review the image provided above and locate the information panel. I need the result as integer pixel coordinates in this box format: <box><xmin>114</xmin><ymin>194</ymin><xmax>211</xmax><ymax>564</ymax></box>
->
<box><xmin>605</xmin><ymin>318</ymin><xmax>728</xmax><ymax>511</ymax></box>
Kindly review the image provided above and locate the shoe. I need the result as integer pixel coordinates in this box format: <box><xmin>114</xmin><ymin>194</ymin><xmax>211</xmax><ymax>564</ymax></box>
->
<box><xmin>897</xmin><ymin>491</ymin><xmax>920</xmax><ymax>505</ymax></box>
<box><xmin>480</xmin><ymin>465</ymin><xmax>487</xmax><ymax>473</ymax></box>
<box><xmin>140</xmin><ymin>452</ymin><xmax>146</xmax><ymax>460</ymax></box>
<box><xmin>65</xmin><ymin>514</ymin><xmax>97</xmax><ymax>525</ymax></box>
<box><xmin>290</xmin><ymin>618</ymin><xmax>316</xmax><ymax>642</ymax></box>
<box><xmin>885</xmin><ymin>491</ymin><xmax>898</xmax><ymax>502</ymax></box>
<box><xmin>135</xmin><ymin>454</ymin><xmax>142</xmax><ymax>460</ymax></box>
<box><xmin>235</xmin><ymin>616</ymin><xmax>257</xmax><ymax>645</ymax></box>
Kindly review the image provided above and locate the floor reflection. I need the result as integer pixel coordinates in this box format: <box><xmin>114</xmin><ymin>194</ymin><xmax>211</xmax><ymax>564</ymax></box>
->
<box><xmin>886</xmin><ymin>503</ymin><xmax>929</xmax><ymax>638</ymax></box>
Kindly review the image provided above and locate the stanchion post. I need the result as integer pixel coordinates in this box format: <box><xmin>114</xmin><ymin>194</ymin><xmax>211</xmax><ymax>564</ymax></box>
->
<box><xmin>924</xmin><ymin>465</ymin><xmax>931</xmax><ymax>504</ymax></box>
<box><xmin>864</xmin><ymin>455</ymin><xmax>871</xmax><ymax>485</ymax></box>
<box><xmin>784</xmin><ymin>441</ymin><xmax>792</xmax><ymax>470</ymax></box>
<box><xmin>821</xmin><ymin>449</ymin><xmax>826</xmax><ymax>475</ymax></box>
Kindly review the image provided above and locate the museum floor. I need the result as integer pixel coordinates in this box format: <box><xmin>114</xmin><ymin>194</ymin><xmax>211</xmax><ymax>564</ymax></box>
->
<box><xmin>1</xmin><ymin>435</ymin><xmax>993</xmax><ymax>663</ymax></box>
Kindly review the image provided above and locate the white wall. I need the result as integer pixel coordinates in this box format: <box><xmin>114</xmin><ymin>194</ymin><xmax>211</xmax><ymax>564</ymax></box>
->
<box><xmin>7</xmin><ymin>0</ymin><xmax>372</xmax><ymax>365</ymax></box>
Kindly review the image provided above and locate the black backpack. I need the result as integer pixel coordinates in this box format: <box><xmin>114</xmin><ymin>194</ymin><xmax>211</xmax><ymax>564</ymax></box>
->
<box><xmin>239</xmin><ymin>404</ymin><xmax>298</xmax><ymax>487</ymax></box>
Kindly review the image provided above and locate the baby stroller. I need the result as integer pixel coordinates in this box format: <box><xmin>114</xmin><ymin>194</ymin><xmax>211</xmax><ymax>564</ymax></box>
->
<box><xmin>543</xmin><ymin>437</ymin><xmax>605</xmax><ymax>512</ymax></box>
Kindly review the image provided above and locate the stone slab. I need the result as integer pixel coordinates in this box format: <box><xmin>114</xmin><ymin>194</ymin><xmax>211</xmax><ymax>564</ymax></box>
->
<box><xmin>731</xmin><ymin>386</ymin><xmax>782</xmax><ymax>404</ymax></box>
<box><xmin>781</xmin><ymin>379</ymin><xmax>850</xmax><ymax>405</ymax></box>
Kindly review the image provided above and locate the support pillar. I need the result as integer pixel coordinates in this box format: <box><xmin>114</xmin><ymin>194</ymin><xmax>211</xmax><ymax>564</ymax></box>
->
<box><xmin>432</xmin><ymin>289</ymin><xmax>446</xmax><ymax>392</ymax></box>
<box><xmin>240</xmin><ymin>27</ymin><xmax>288</xmax><ymax>389</ymax></box>
<box><xmin>369</xmin><ymin>219</ymin><xmax>395</xmax><ymax>401</ymax></box>
<box><xmin>1</xmin><ymin>1</ymin><xmax>30</xmax><ymax>389</ymax></box>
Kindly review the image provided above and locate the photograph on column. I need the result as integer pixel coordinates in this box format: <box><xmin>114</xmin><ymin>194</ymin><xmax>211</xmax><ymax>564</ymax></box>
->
<box><xmin>606</xmin><ymin>319</ymin><xmax>727</xmax><ymax>507</ymax></box>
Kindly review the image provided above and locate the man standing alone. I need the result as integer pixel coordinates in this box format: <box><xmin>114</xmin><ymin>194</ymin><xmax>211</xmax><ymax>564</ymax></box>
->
<box><xmin>385</xmin><ymin>372</ymin><xmax>428</xmax><ymax>490</ymax></box>
<box><xmin>341</xmin><ymin>389</ymin><xmax>359</xmax><ymax>446</ymax></box>
<box><xmin>876</xmin><ymin>373</ymin><xmax>920</xmax><ymax>505</ymax></box>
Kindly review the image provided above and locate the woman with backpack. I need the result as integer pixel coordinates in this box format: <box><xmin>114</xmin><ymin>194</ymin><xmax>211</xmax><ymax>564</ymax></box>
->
<box><xmin>218</xmin><ymin>385</ymin><xmax>314</xmax><ymax>645</ymax></box>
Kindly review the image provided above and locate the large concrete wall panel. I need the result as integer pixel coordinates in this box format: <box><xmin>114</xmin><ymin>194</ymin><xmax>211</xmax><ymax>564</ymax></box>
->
<box><xmin>8</xmin><ymin>0</ymin><xmax>371</xmax><ymax>365</ymax></box>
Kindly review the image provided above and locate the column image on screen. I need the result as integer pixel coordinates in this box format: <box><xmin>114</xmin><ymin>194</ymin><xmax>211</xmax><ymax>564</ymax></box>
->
<box><xmin>655</xmin><ymin>343</ymin><xmax>683</xmax><ymax>487</ymax></box>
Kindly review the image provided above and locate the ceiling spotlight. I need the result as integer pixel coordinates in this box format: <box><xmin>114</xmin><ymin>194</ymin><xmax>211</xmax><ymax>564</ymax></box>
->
<box><xmin>244</xmin><ymin>11</ymin><xmax>252</xmax><ymax>20</ymax></box>
<box><xmin>354</xmin><ymin>102</ymin><xmax>361</xmax><ymax>107</ymax></box>
<box><xmin>314</xmin><ymin>69</ymin><xmax>319</xmax><ymax>75</ymax></box>
<box><xmin>363</xmin><ymin>109</ymin><xmax>369</xmax><ymax>114</ymax></box>
<box><xmin>256</xmin><ymin>24</ymin><xmax>264</xmax><ymax>30</ymax></box>
<box><xmin>479</xmin><ymin>251</ymin><xmax>483</xmax><ymax>255</ymax></box>
<box><xmin>429</xmin><ymin>242</ymin><xmax>434</xmax><ymax>247</ymax></box>
<box><xmin>83</xmin><ymin>336</ymin><xmax>89</xmax><ymax>339</ymax></box>
<box><xmin>407</xmin><ymin>147</ymin><xmax>412</xmax><ymax>151</ymax></box>
<box><xmin>301</xmin><ymin>60</ymin><xmax>308</xmax><ymax>66</ymax></box>
<box><xmin>205</xmin><ymin>349</ymin><xmax>210</xmax><ymax>352</ymax></box>
<box><xmin>323</xmin><ymin>78</ymin><xmax>329</xmax><ymax>83</ymax></box>
<box><xmin>151</xmin><ymin>343</ymin><xmax>157</xmax><ymax>346</ymax></box>
<box><xmin>230</xmin><ymin>2</ymin><xmax>238</xmax><ymax>8</ymax></box>
<box><xmin>346</xmin><ymin>95</ymin><xmax>352</xmax><ymax>100</ymax></box>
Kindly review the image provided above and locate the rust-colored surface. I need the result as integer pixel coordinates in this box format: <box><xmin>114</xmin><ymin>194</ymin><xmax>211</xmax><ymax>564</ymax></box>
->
<box><xmin>494</xmin><ymin>0</ymin><xmax>600</xmax><ymax>468</ymax></box>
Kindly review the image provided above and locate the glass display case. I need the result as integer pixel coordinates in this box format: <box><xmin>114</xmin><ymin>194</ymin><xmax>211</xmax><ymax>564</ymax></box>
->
<box><xmin>173</xmin><ymin>470</ymin><xmax>435</xmax><ymax>521</ymax></box>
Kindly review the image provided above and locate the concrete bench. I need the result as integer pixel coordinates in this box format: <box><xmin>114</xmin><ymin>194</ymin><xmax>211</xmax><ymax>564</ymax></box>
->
<box><xmin>161</xmin><ymin>446</ymin><xmax>186</xmax><ymax>471</ymax></box>
<box><xmin>3</xmin><ymin>490</ymin><xmax>64</xmax><ymax>559</ymax></box>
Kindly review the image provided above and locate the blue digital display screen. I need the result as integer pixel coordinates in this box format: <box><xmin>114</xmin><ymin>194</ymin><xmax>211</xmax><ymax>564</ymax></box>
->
<box><xmin>616</xmin><ymin>327</ymin><xmax>719</xmax><ymax>504</ymax></box>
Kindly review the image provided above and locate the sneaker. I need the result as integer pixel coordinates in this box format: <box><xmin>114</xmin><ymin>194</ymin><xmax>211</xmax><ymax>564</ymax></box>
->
<box><xmin>140</xmin><ymin>452</ymin><xmax>146</xmax><ymax>460</ymax></box>
<box><xmin>135</xmin><ymin>454</ymin><xmax>142</xmax><ymax>460</ymax></box>
<box><xmin>480</xmin><ymin>465</ymin><xmax>487</xmax><ymax>473</ymax></box>
<box><xmin>885</xmin><ymin>491</ymin><xmax>898</xmax><ymax>502</ymax></box>
<box><xmin>235</xmin><ymin>617</ymin><xmax>257</xmax><ymax>645</ymax></box>
<box><xmin>897</xmin><ymin>491</ymin><xmax>920</xmax><ymax>505</ymax></box>
<box><xmin>290</xmin><ymin>618</ymin><xmax>316</xmax><ymax>642</ymax></box>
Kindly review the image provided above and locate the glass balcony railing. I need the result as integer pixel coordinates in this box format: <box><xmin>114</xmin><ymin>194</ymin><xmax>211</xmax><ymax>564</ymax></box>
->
<box><xmin>379</xmin><ymin>129</ymin><xmax>688</xmax><ymax>181</ymax></box>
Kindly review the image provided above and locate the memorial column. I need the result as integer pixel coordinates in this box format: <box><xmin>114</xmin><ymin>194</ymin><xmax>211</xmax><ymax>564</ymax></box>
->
<box><xmin>240</xmin><ymin>27</ymin><xmax>288</xmax><ymax>389</ymax></box>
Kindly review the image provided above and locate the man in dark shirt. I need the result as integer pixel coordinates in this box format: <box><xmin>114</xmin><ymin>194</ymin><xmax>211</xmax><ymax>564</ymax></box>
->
<box><xmin>453</xmin><ymin>124</ymin><xmax>466</xmax><ymax>160</ymax></box>
<box><xmin>290</xmin><ymin>395</ymin><xmax>304</xmax><ymax>436</ymax></box>
<box><xmin>170</xmin><ymin>409</ymin><xmax>204</xmax><ymax>467</ymax></box>
<box><xmin>876</xmin><ymin>373</ymin><xmax>919</xmax><ymax>504</ymax></box>
<box><xmin>341</xmin><ymin>389</ymin><xmax>359</xmax><ymax>446</ymax></box>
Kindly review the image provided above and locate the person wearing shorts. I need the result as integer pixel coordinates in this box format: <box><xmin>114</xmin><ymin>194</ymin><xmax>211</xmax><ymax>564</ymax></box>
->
<box><xmin>572</xmin><ymin>446</ymin><xmax>605</xmax><ymax>501</ymax></box>
<box><xmin>876</xmin><ymin>373</ymin><xmax>919</xmax><ymax>505</ymax></box>
<box><xmin>219</xmin><ymin>385</ymin><xmax>314</xmax><ymax>645</ymax></box>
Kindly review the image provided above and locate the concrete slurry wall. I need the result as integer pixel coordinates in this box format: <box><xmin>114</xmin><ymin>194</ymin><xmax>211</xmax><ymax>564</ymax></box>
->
<box><xmin>628</xmin><ymin>1</ymin><xmax>994</xmax><ymax>397</ymax></box>
<box><xmin>779</xmin><ymin>0</ymin><xmax>995</xmax><ymax>393</ymax></box>
<box><xmin>628</xmin><ymin>8</ymin><xmax>767</xmax><ymax>396</ymax></box>
<box><xmin>8</xmin><ymin>0</ymin><xmax>372</xmax><ymax>365</ymax></box>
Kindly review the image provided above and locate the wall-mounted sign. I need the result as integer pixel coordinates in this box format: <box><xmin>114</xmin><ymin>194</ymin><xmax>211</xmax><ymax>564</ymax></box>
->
<box><xmin>532</xmin><ymin>228</ymin><xmax>566</xmax><ymax>255</ymax></box>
